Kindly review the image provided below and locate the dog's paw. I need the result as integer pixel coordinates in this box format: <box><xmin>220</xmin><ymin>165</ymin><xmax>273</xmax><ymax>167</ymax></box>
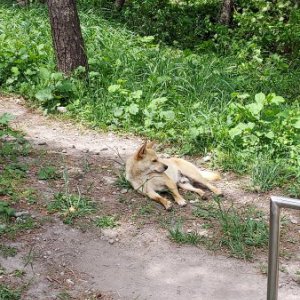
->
<box><xmin>201</xmin><ymin>193</ymin><xmax>209</xmax><ymax>200</ymax></box>
<box><xmin>177</xmin><ymin>199</ymin><xmax>187</xmax><ymax>207</ymax></box>
<box><xmin>215</xmin><ymin>189</ymin><xmax>223</xmax><ymax>197</ymax></box>
<box><xmin>165</xmin><ymin>201</ymin><xmax>173</xmax><ymax>211</ymax></box>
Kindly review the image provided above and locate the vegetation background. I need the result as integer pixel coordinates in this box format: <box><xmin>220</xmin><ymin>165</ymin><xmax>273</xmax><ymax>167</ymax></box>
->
<box><xmin>0</xmin><ymin>0</ymin><xmax>299</xmax><ymax>194</ymax></box>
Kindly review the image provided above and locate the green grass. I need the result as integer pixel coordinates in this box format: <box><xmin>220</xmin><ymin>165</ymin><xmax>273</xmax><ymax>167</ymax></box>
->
<box><xmin>37</xmin><ymin>166</ymin><xmax>60</xmax><ymax>180</ymax></box>
<box><xmin>169</xmin><ymin>225</ymin><xmax>203</xmax><ymax>245</ymax></box>
<box><xmin>95</xmin><ymin>215</ymin><xmax>119</xmax><ymax>228</ymax></box>
<box><xmin>192</xmin><ymin>199</ymin><xmax>269</xmax><ymax>259</ymax></box>
<box><xmin>0</xmin><ymin>284</ymin><xmax>20</xmax><ymax>300</ymax></box>
<box><xmin>0</xmin><ymin>244</ymin><xmax>17</xmax><ymax>258</ymax></box>
<box><xmin>0</xmin><ymin>4</ymin><xmax>299</xmax><ymax>192</ymax></box>
<box><xmin>48</xmin><ymin>192</ymin><xmax>96</xmax><ymax>224</ymax></box>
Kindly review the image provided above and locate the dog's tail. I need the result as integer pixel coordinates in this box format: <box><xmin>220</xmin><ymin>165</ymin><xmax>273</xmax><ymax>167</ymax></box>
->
<box><xmin>199</xmin><ymin>170</ymin><xmax>221</xmax><ymax>181</ymax></box>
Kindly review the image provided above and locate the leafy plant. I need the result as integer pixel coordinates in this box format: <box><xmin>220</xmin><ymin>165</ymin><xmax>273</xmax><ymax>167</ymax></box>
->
<box><xmin>169</xmin><ymin>224</ymin><xmax>202</xmax><ymax>245</ymax></box>
<box><xmin>37</xmin><ymin>166</ymin><xmax>60</xmax><ymax>180</ymax></box>
<box><xmin>0</xmin><ymin>284</ymin><xmax>20</xmax><ymax>300</ymax></box>
<box><xmin>48</xmin><ymin>192</ymin><xmax>95</xmax><ymax>224</ymax></box>
<box><xmin>95</xmin><ymin>215</ymin><xmax>119</xmax><ymax>228</ymax></box>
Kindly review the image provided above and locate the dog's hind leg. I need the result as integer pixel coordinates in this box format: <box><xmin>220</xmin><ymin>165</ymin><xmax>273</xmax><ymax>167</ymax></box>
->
<box><xmin>187</xmin><ymin>173</ymin><xmax>222</xmax><ymax>196</ymax></box>
<box><xmin>178</xmin><ymin>181</ymin><xmax>208</xmax><ymax>200</ymax></box>
<box><xmin>147</xmin><ymin>190</ymin><xmax>173</xmax><ymax>210</ymax></box>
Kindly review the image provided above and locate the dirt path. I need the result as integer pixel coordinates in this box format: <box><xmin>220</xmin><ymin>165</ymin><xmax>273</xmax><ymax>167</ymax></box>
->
<box><xmin>1</xmin><ymin>96</ymin><xmax>299</xmax><ymax>299</ymax></box>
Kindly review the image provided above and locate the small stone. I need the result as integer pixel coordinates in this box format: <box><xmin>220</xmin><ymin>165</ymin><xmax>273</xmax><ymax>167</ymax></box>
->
<box><xmin>203</xmin><ymin>155</ymin><xmax>211</xmax><ymax>162</ymax></box>
<box><xmin>109</xmin><ymin>239</ymin><xmax>115</xmax><ymax>245</ymax></box>
<box><xmin>62</xmin><ymin>149</ymin><xmax>67</xmax><ymax>153</ymax></box>
<box><xmin>83</xmin><ymin>149</ymin><xmax>89</xmax><ymax>153</ymax></box>
<box><xmin>66</xmin><ymin>278</ymin><xmax>74</xmax><ymax>285</ymax></box>
<box><xmin>290</xmin><ymin>216</ymin><xmax>300</xmax><ymax>224</ymax></box>
<box><xmin>15</xmin><ymin>211</ymin><xmax>30</xmax><ymax>217</ymax></box>
<box><xmin>72</xmin><ymin>145</ymin><xmax>76</xmax><ymax>149</ymax></box>
<box><xmin>120</xmin><ymin>189</ymin><xmax>128</xmax><ymax>194</ymax></box>
<box><xmin>57</xmin><ymin>106</ymin><xmax>68</xmax><ymax>113</ymax></box>
<box><xmin>190</xmin><ymin>199</ymin><xmax>200</xmax><ymax>204</ymax></box>
<box><xmin>101</xmin><ymin>147</ymin><xmax>108</xmax><ymax>151</ymax></box>
<box><xmin>38</xmin><ymin>141</ymin><xmax>47</xmax><ymax>145</ymax></box>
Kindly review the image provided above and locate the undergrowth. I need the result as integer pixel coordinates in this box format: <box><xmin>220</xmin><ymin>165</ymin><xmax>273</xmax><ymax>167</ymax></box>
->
<box><xmin>0</xmin><ymin>2</ymin><xmax>299</xmax><ymax>193</ymax></box>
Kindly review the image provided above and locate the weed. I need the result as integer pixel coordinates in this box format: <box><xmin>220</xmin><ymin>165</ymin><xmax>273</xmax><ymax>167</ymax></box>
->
<box><xmin>0</xmin><ymin>284</ymin><xmax>20</xmax><ymax>300</ymax></box>
<box><xmin>12</xmin><ymin>269</ymin><xmax>26</xmax><ymax>278</ymax></box>
<box><xmin>115</xmin><ymin>170</ymin><xmax>131</xmax><ymax>189</ymax></box>
<box><xmin>57</xmin><ymin>291</ymin><xmax>72</xmax><ymax>300</ymax></box>
<box><xmin>22</xmin><ymin>188</ymin><xmax>38</xmax><ymax>204</ymax></box>
<box><xmin>48</xmin><ymin>192</ymin><xmax>95</xmax><ymax>224</ymax></box>
<box><xmin>95</xmin><ymin>215</ymin><xmax>119</xmax><ymax>228</ymax></box>
<box><xmin>0</xmin><ymin>244</ymin><xmax>17</xmax><ymax>258</ymax></box>
<box><xmin>169</xmin><ymin>224</ymin><xmax>202</xmax><ymax>245</ymax></box>
<box><xmin>138</xmin><ymin>203</ymin><xmax>154</xmax><ymax>216</ymax></box>
<box><xmin>250</xmin><ymin>157</ymin><xmax>289</xmax><ymax>192</ymax></box>
<box><xmin>37</xmin><ymin>166</ymin><xmax>60</xmax><ymax>180</ymax></box>
<box><xmin>215</xmin><ymin>200</ymin><xmax>268</xmax><ymax>259</ymax></box>
<box><xmin>2</xmin><ymin>217</ymin><xmax>38</xmax><ymax>239</ymax></box>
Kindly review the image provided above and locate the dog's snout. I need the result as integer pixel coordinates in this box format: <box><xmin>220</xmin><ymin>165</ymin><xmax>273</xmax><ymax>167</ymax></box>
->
<box><xmin>164</xmin><ymin>165</ymin><xmax>168</xmax><ymax>171</ymax></box>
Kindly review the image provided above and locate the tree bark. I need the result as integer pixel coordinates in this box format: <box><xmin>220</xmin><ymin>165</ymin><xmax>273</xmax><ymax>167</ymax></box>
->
<box><xmin>114</xmin><ymin>0</ymin><xmax>126</xmax><ymax>10</ymax></box>
<box><xmin>219</xmin><ymin>0</ymin><xmax>234</xmax><ymax>26</ymax></box>
<box><xmin>47</xmin><ymin>0</ymin><xmax>88</xmax><ymax>75</ymax></box>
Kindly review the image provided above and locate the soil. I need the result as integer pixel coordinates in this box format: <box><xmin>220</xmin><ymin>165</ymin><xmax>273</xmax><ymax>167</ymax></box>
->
<box><xmin>0</xmin><ymin>96</ymin><xmax>299</xmax><ymax>299</ymax></box>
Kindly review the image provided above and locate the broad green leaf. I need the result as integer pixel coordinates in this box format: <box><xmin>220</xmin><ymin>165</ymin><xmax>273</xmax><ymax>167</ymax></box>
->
<box><xmin>128</xmin><ymin>103</ymin><xmax>139</xmax><ymax>115</ymax></box>
<box><xmin>35</xmin><ymin>88</ymin><xmax>53</xmax><ymax>101</ymax></box>
<box><xmin>160</xmin><ymin>110</ymin><xmax>175</xmax><ymax>121</ymax></box>
<box><xmin>0</xmin><ymin>113</ymin><xmax>14</xmax><ymax>125</ymax></box>
<box><xmin>245</xmin><ymin>102</ymin><xmax>263</xmax><ymax>116</ymax></box>
<box><xmin>39</xmin><ymin>67</ymin><xmax>51</xmax><ymax>80</ymax></box>
<box><xmin>270</xmin><ymin>95</ymin><xmax>285</xmax><ymax>105</ymax></box>
<box><xmin>292</xmin><ymin>119</ymin><xmax>300</xmax><ymax>129</ymax></box>
<box><xmin>114</xmin><ymin>107</ymin><xmax>123</xmax><ymax>117</ymax></box>
<box><xmin>229</xmin><ymin>122</ymin><xmax>255</xmax><ymax>138</ymax></box>
<box><xmin>265</xmin><ymin>131</ymin><xmax>275</xmax><ymax>139</ymax></box>
<box><xmin>131</xmin><ymin>90</ymin><xmax>143</xmax><ymax>99</ymax></box>
<box><xmin>11</xmin><ymin>67</ymin><xmax>20</xmax><ymax>76</ymax></box>
<box><xmin>148</xmin><ymin>97</ymin><xmax>167</xmax><ymax>109</ymax></box>
<box><xmin>108</xmin><ymin>84</ymin><xmax>121</xmax><ymax>93</ymax></box>
<box><xmin>255</xmin><ymin>92</ymin><xmax>266</xmax><ymax>104</ymax></box>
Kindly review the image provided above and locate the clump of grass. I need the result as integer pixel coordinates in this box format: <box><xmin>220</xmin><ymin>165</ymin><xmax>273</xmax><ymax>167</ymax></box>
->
<box><xmin>192</xmin><ymin>199</ymin><xmax>269</xmax><ymax>259</ymax></box>
<box><xmin>169</xmin><ymin>224</ymin><xmax>202</xmax><ymax>245</ymax></box>
<box><xmin>0</xmin><ymin>284</ymin><xmax>20</xmax><ymax>300</ymax></box>
<box><xmin>37</xmin><ymin>166</ymin><xmax>60</xmax><ymax>180</ymax></box>
<box><xmin>0</xmin><ymin>244</ymin><xmax>17</xmax><ymax>258</ymax></box>
<box><xmin>250</xmin><ymin>158</ymin><xmax>289</xmax><ymax>192</ymax></box>
<box><xmin>95</xmin><ymin>215</ymin><xmax>119</xmax><ymax>228</ymax></box>
<box><xmin>48</xmin><ymin>192</ymin><xmax>95</xmax><ymax>224</ymax></box>
<box><xmin>115</xmin><ymin>170</ymin><xmax>131</xmax><ymax>189</ymax></box>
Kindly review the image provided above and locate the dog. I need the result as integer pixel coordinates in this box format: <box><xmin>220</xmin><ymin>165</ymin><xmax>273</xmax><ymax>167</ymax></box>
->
<box><xmin>125</xmin><ymin>141</ymin><xmax>222</xmax><ymax>210</ymax></box>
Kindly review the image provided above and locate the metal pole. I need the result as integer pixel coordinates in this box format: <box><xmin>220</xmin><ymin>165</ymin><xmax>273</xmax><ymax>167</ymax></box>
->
<box><xmin>267</xmin><ymin>196</ymin><xmax>300</xmax><ymax>300</ymax></box>
<box><xmin>267</xmin><ymin>200</ymin><xmax>280</xmax><ymax>300</ymax></box>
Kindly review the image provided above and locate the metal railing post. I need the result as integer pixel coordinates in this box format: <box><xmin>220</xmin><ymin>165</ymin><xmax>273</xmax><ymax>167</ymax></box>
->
<box><xmin>267</xmin><ymin>196</ymin><xmax>300</xmax><ymax>300</ymax></box>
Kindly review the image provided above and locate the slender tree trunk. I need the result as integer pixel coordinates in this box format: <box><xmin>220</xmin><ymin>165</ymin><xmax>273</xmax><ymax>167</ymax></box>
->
<box><xmin>114</xmin><ymin>0</ymin><xmax>126</xmax><ymax>10</ymax></box>
<box><xmin>219</xmin><ymin>0</ymin><xmax>234</xmax><ymax>26</ymax></box>
<box><xmin>47</xmin><ymin>0</ymin><xmax>88</xmax><ymax>75</ymax></box>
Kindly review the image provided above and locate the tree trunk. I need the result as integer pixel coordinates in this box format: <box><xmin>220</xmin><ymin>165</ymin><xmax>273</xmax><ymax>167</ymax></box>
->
<box><xmin>47</xmin><ymin>0</ymin><xmax>88</xmax><ymax>75</ymax></box>
<box><xmin>114</xmin><ymin>0</ymin><xmax>126</xmax><ymax>10</ymax></box>
<box><xmin>219</xmin><ymin>0</ymin><xmax>234</xmax><ymax>26</ymax></box>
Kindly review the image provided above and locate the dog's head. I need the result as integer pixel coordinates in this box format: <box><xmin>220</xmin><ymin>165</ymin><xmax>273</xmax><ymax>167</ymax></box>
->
<box><xmin>133</xmin><ymin>142</ymin><xmax>168</xmax><ymax>174</ymax></box>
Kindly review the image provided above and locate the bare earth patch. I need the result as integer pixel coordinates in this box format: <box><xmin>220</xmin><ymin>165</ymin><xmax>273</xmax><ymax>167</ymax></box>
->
<box><xmin>0</xmin><ymin>96</ymin><xmax>299</xmax><ymax>299</ymax></box>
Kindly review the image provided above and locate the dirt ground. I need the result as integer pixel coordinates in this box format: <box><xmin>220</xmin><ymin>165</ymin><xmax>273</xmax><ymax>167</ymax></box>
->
<box><xmin>0</xmin><ymin>96</ymin><xmax>299</xmax><ymax>299</ymax></box>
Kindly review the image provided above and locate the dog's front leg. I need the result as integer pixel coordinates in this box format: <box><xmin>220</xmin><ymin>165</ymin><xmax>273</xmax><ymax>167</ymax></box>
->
<box><xmin>164</xmin><ymin>180</ymin><xmax>187</xmax><ymax>207</ymax></box>
<box><xmin>147</xmin><ymin>190</ymin><xmax>173</xmax><ymax>210</ymax></box>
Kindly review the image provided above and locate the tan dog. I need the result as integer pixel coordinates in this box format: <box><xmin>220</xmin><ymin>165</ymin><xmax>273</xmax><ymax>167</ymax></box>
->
<box><xmin>125</xmin><ymin>142</ymin><xmax>222</xmax><ymax>210</ymax></box>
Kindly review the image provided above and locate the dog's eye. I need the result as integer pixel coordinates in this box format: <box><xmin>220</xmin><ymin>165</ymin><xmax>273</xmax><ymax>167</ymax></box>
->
<box><xmin>152</xmin><ymin>159</ymin><xmax>158</xmax><ymax>162</ymax></box>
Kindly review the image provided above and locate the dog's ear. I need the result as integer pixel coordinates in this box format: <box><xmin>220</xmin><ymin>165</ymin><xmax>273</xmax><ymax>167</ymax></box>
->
<box><xmin>135</xmin><ymin>142</ymin><xmax>147</xmax><ymax>160</ymax></box>
<box><xmin>146</xmin><ymin>141</ymin><xmax>155</xmax><ymax>149</ymax></box>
